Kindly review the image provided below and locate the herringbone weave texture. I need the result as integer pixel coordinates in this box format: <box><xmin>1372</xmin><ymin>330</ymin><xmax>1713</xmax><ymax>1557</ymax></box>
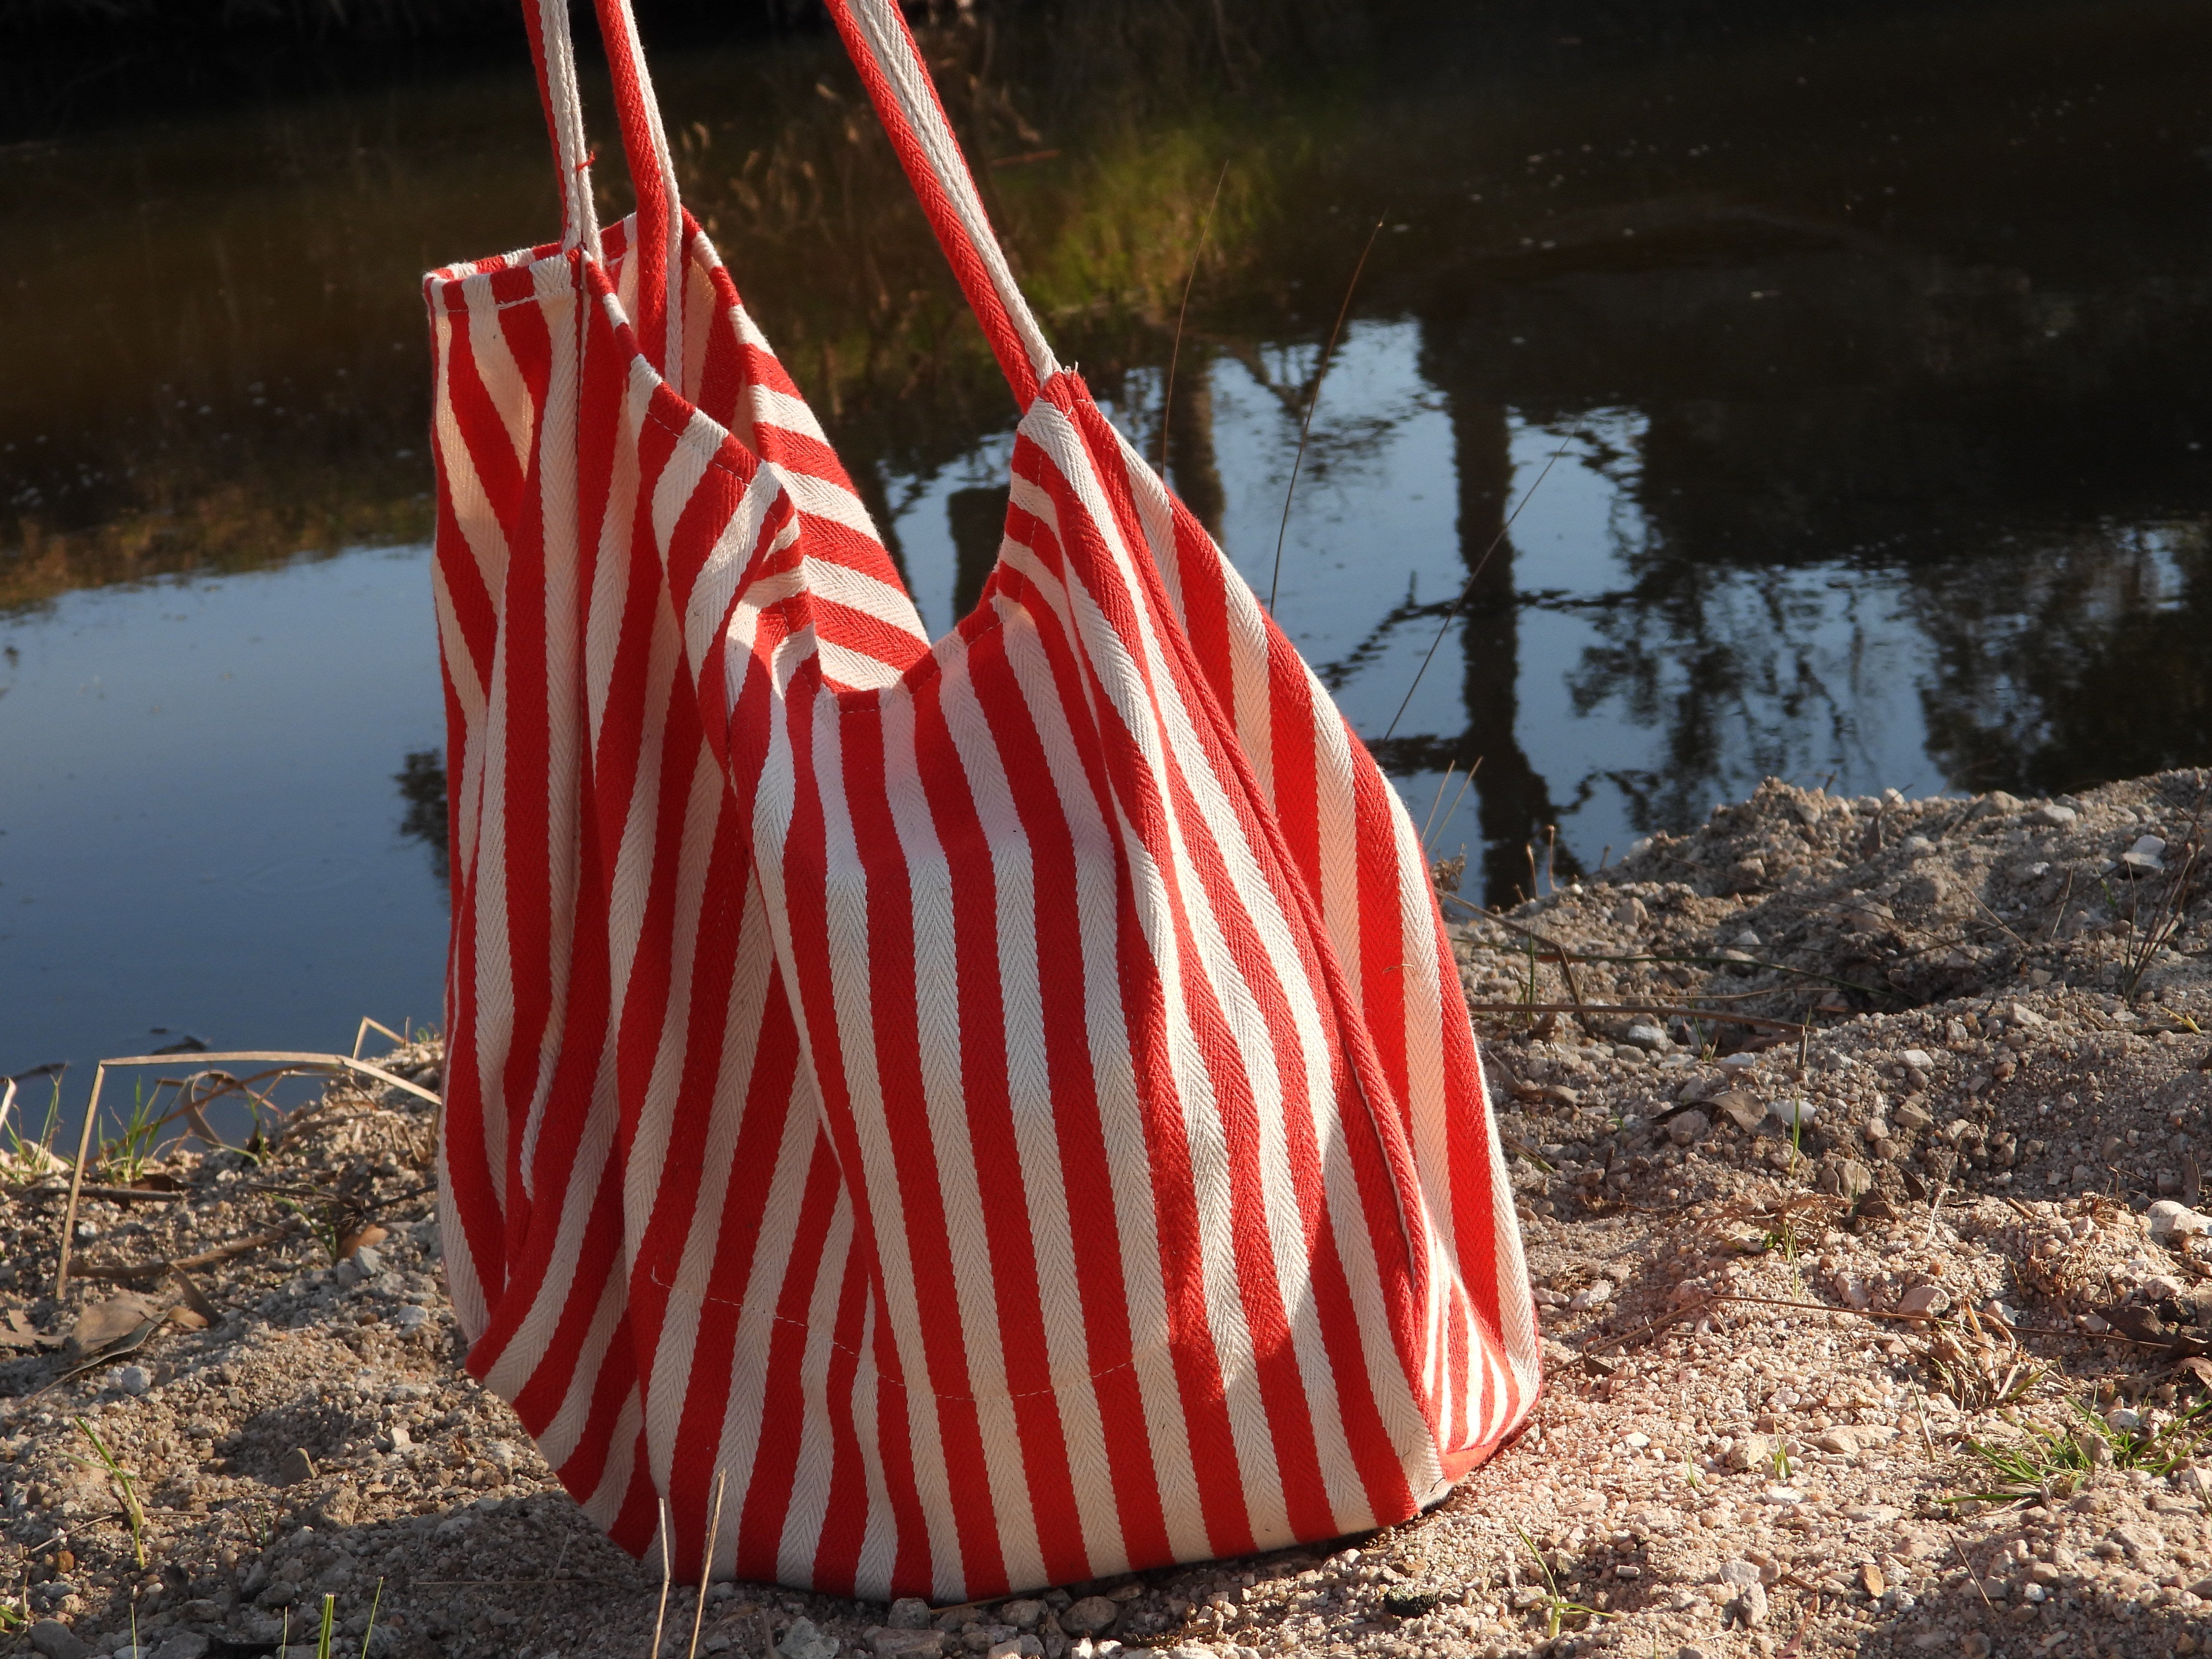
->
<box><xmin>425</xmin><ymin>0</ymin><xmax>1539</xmax><ymax>1600</ymax></box>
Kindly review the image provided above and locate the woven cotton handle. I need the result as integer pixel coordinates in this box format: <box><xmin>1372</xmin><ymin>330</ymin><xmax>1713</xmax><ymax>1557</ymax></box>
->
<box><xmin>521</xmin><ymin>0</ymin><xmax>688</xmax><ymax>388</ymax></box>
<box><xmin>824</xmin><ymin>0</ymin><xmax>1062</xmax><ymax>408</ymax></box>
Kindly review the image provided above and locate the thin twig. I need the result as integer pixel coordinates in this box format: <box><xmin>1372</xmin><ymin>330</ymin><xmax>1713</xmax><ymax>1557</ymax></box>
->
<box><xmin>1707</xmin><ymin>1292</ymin><xmax>2171</xmax><ymax>1348</ymax></box>
<box><xmin>1466</xmin><ymin>1002</ymin><xmax>1807</xmax><ymax>1034</ymax></box>
<box><xmin>1445</xmin><ymin>910</ymin><xmax>1893</xmax><ymax>999</ymax></box>
<box><xmin>54</xmin><ymin>1049</ymin><xmax>439</xmax><ymax>1297</ymax></box>
<box><xmin>14</xmin><ymin>1183</ymin><xmax>184</xmax><ymax>1205</ymax></box>
<box><xmin>686</xmin><ymin>1469</ymin><xmax>729</xmax><ymax>1659</ymax></box>
<box><xmin>1432</xmin><ymin>762</ymin><xmax>1480</xmax><ymax>854</ymax></box>
<box><xmin>1157</xmin><ymin>161</ymin><xmax>1230</xmax><ymax>478</ymax></box>
<box><xmin>1952</xmin><ymin>1535</ymin><xmax>2000</xmax><ymax>1620</ymax></box>
<box><xmin>71</xmin><ymin>1217</ymin><xmax>307</xmax><ymax>1282</ymax></box>
<box><xmin>649</xmin><ymin>1500</ymin><xmax>673</xmax><ymax>1659</ymax></box>
<box><xmin>1268</xmin><ymin>215</ymin><xmax>1385</xmax><ymax>612</ymax></box>
<box><xmin>1456</xmin><ymin>906</ymin><xmax>1589</xmax><ymax>1019</ymax></box>
<box><xmin>1420</xmin><ymin>761</ymin><xmax>1459</xmax><ymax>850</ymax></box>
<box><xmin>1381</xmin><ymin>423</ymin><xmax>1587</xmax><ymax>742</ymax></box>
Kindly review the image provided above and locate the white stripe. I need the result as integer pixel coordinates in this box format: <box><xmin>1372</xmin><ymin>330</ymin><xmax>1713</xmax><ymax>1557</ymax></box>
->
<box><xmin>991</xmin><ymin>589</ymin><xmax>1206</xmax><ymax>1564</ymax></box>
<box><xmin>785</xmin><ymin>468</ymin><xmax>915</xmax><ymax>565</ymax></box>
<box><xmin>878</xmin><ymin>665</ymin><xmax>1045</xmax><ymax>1590</ymax></box>
<box><xmin>936</xmin><ymin>634</ymin><xmax>1126</xmax><ymax>1576</ymax></box>
<box><xmin>709</xmin><ymin>1051</ymin><xmax>833</xmax><ymax>1568</ymax></box>
<box><xmin>774</xmin><ymin>1196</ymin><xmax>857</xmax><ymax>1587</ymax></box>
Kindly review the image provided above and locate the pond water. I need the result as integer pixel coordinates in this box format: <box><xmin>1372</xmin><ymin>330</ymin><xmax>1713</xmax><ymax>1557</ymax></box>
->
<box><xmin>4</xmin><ymin>0</ymin><xmax>2209</xmax><ymax>1120</ymax></box>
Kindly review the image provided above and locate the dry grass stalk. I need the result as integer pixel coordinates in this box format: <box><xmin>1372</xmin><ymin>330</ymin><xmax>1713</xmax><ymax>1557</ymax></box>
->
<box><xmin>686</xmin><ymin>1469</ymin><xmax>730</xmax><ymax>1659</ymax></box>
<box><xmin>648</xmin><ymin>1498</ymin><xmax>673</xmax><ymax>1659</ymax></box>
<box><xmin>55</xmin><ymin>1048</ymin><xmax>440</xmax><ymax>1298</ymax></box>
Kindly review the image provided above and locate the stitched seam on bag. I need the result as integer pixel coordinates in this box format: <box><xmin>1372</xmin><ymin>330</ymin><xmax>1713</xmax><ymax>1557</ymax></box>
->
<box><xmin>647</xmin><ymin>1265</ymin><xmax>1209</xmax><ymax>1406</ymax></box>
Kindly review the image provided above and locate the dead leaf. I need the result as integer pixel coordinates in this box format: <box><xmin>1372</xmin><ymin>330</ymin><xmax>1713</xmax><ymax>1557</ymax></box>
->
<box><xmin>338</xmin><ymin>1223</ymin><xmax>388</xmax><ymax>1261</ymax></box>
<box><xmin>1707</xmin><ymin>1089</ymin><xmax>1766</xmax><ymax>1133</ymax></box>
<box><xmin>168</xmin><ymin>1271</ymin><xmax>218</xmax><ymax>1330</ymax></box>
<box><xmin>2103</xmin><ymin>1304</ymin><xmax>2173</xmax><ymax>1345</ymax></box>
<box><xmin>67</xmin><ymin>1292</ymin><xmax>166</xmax><ymax>1358</ymax></box>
<box><xmin>2173</xmin><ymin>1356</ymin><xmax>2212</xmax><ymax>1390</ymax></box>
<box><xmin>0</xmin><ymin>1309</ymin><xmax>44</xmax><ymax>1352</ymax></box>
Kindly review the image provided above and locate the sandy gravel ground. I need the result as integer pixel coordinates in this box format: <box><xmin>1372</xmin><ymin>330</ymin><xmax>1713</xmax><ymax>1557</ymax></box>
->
<box><xmin>2</xmin><ymin>769</ymin><xmax>2208</xmax><ymax>1659</ymax></box>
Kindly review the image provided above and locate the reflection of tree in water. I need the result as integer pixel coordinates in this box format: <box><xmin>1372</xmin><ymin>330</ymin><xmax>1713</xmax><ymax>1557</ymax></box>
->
<box><xmin>394</xmin><ymin>749</ymin><xmax>448</xmax><ymax>890</ymax></box>
<box><xmin>1916</xmin><ymin>525</ymin><xmax>2212</xmax><ymax>796</ymax></box>
<box><xmin>1560</xmin><ymin>558</ymin><xmax>1900</xmax><ymax>832</ymax></box>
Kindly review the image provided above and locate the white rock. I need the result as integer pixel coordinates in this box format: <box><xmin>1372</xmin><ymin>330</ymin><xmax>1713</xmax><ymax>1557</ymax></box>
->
<box><xmin>115</xmin><ymin>1366</ymin><xmax>152</xmax><ymax>1396</ymax></box>
<box><xmin>1767</xmin><ymin>1098</ymin><xmax>1816</xmax><ymax>1130</ymax></box>
<box><xmin>2126</xmin><ymin>833</ymin><xmax>2168</xmax><ymax>862</ymax></box>
<box><xmin>886</xmin><ymin>1600</ymin><xmax>934</xmax><ymax>1632</ymax></box>
<box><xmin>1624</xmin><ymin>1023</ymin><xmax>1669</xmax><ymax>1051</ymax></box>
<box><xmin>1059</xmin><ymin>1600</ymin><xmax>1117</xmax><ymax>1638</ymax></box>
<box><xmin>2029</xmin><ymin>804</ymin><xmax>2078</xmax><ymax>827</ymax></box>
<box><xmin>779</xmin><ymin>1619</ymin><xmax>839</xmax><ymax>1659</ymax></box>
<box><xmin>1716</xmin><ymin>1561</ymin><xmax>1762</xmax><ymax>1589</ymax></box>
<box><xmin>390</xmin><ymin>1305</ymin><xmax>429</xmax><ymax>1333</ymax></box>
<box><xmin>1899</xmin><ymin>1048</ymin><xmax>1937</xmax><ymax>1072</ymax></box>
<box><xmin>2149</xmin><ymin>1201</ymin><xmax>2212</xmax><ymax>1246</ymax></box>
<box><xmin>1760</xmin><ymin>1486</ymin><xmax>1804</xmax><ymax>1504</ymax></box>
<box><xmin>1568</xmin><ymin>1281</ymin><xmax>1615</xmax><ymax>1311</ymax></box>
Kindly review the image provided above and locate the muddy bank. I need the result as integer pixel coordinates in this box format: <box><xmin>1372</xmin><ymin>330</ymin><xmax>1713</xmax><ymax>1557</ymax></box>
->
<box><xmin>2</xmin><ymin>769</ymin><xmax>2210</xmax><ymax>1659</ymax></box>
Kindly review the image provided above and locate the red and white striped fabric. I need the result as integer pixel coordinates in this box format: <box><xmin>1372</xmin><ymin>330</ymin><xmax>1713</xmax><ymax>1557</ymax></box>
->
<box><xmin>426</xmin><ymin>0</ymin><xmax>1538</xmax><ymax>1602</ymax></box>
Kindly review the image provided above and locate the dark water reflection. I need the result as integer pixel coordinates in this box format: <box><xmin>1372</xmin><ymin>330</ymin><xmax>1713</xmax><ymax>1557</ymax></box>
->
<box><xmin>3</xmin><ymin>0</ymin><xmax>2210</xmax><ymax>1088</ymax></box>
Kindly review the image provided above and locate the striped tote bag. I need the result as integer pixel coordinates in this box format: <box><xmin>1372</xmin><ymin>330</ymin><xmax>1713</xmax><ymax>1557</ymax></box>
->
<box><xmin>425</xmin><ymin>0</ymin><xmax>1538</xmax><ymax>1602</ymax></box>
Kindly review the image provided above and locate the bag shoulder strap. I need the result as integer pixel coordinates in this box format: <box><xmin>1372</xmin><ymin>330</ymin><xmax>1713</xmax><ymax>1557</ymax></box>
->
<box><xmin>824</xmin><ymin>0</ymin><xmax>1062</xmax><ymax>408</ymax></box>
<box><xmin>521</xmin><ymin>0</ymin><xmax>689</xmax><ymax>388</ymax></box>
<box><xmin>521</xmin><ymin>0</ymin><xmax>603</xmax><ymax>259</ymax></box>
